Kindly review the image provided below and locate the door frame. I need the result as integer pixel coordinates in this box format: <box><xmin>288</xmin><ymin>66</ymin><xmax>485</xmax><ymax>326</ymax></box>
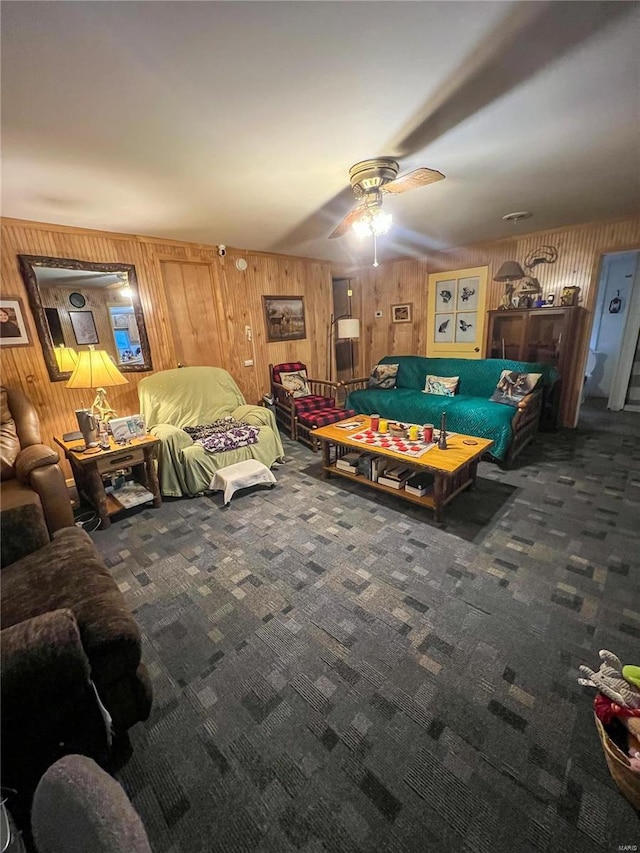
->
<box><xmin>574</xmin><ymin>244</ymin><xmax>640</xmax><ymax>425</ymax></box>
<box><xmin>426</xmin><ymin>266</ymin><xmax>489</xmax><ymax>358</ymax></box>
<box><xmin>608</xmin><ymin>253</ymin><xmax>640</xmax><ymax>410</ymax></box>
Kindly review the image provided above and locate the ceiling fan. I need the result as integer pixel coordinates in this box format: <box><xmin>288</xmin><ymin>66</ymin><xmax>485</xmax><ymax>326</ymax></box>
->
<box><xmin>328</xmin><ymin>157</ymin><xmax>445</xmax><ymax>240</ymax></box>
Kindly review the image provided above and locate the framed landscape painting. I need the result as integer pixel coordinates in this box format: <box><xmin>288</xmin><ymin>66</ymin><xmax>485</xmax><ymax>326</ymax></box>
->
<box><xmin>263</xmin><ymin>296</ymin><xmax>306</xmax><ymax>342</ymax></box>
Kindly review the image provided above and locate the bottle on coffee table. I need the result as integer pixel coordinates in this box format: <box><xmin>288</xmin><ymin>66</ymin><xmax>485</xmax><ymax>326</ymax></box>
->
<box><xmin>438</xmin><ymin>412</ymin><xmax>448</xmax><ymax>450</ymax></box>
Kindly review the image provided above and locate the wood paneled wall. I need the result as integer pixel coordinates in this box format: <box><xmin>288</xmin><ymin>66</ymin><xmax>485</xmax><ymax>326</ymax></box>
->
<box><xmin>0</xmin><ymin>218</ymin><xmax>333</xmax><ymax>474</ymax></box>
<box><xmin>351</xmin><ymin>216</ymin><xmax>640</xmax><ymax>426</ymax></box>
<box><xmin>2</xmin><ymin>214</ymin><xmax>639</xmax><ymax>475</ymax></box>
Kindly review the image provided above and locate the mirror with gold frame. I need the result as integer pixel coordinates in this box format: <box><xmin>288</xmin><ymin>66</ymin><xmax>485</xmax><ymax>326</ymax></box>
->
<box><xmin>18</xmin><ymin>255</ymin><xmax>153</xmax><ymax>382</ymax></box>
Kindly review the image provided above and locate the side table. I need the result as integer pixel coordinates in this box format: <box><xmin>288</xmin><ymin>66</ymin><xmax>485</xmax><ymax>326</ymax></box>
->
<box><xmin>54</xmin><ymin>434</ymin><xmax>161</xmax><ymax>529</ymax></box>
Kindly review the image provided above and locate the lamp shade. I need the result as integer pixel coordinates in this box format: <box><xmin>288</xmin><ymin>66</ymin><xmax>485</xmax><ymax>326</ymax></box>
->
<box><xmin>66</xmin><ymin>347</ymin><xmax>128</xmax><ymax>390</ymax></box>
<box><xmin>336</xmin><ymin>318</ymin><xmax>360</xmax><ymax>339</ymax></box>
<box><xmin>494</xmin><ymin>261</ymin><xmax>525</xmax><ymax>281</ymax></box>
<box><xmin>54</xmin><ymin>345</ymin><xmax>79</xmax><ymax>372</ymax></box>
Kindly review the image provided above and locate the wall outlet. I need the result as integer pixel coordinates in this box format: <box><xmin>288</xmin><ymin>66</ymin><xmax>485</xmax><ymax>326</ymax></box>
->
<box><xmin>375</xmin><ymin>310</ymin><xmax>383</xmax><ymax>318</ymax></box>
<box><xmin>245</xmin><ymin>325</ymin><xmax>252</xmax><ymax>341</ymax></box>
<box><xmin>244</xmin><ymin>359</ymin><xmax>254</xmax><ymax>367</ymax></box>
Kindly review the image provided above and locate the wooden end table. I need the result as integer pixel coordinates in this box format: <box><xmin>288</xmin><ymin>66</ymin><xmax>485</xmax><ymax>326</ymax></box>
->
<box><xmin>313</xmin><ymin>416</ymin><xmax>493</xmax><ymax>523</ymax></box>
<box><xmin>54</xmin><ymin>434</ymin><xmax>161</xmax><ymax>529</ymax></box>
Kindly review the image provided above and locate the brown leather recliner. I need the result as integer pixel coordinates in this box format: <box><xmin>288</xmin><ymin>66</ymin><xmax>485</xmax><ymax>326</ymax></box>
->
<box><xmin>1</xmin><ymin>386</ymin><xmax>74</xmax><ymax>566</ymax></box>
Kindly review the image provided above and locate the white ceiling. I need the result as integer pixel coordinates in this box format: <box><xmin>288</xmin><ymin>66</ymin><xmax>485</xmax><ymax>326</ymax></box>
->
<box><xmin>2</xmin><ymin>1</ymin><xmax>639</xmax><ymax>266</ymax></box>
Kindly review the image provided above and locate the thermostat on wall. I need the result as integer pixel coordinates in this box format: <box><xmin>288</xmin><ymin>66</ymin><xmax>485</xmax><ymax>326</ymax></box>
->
<box><xmin>235</xmin><ymin>258</ymin><xmax>248</xmax><ymax>271</ymax></box>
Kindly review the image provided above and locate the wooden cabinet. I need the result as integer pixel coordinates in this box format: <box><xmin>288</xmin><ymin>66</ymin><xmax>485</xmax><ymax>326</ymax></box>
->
<box><xmin>486</xmin><ymin>306</ymin><xmax>584</xmax><ymax>428</ymax></box>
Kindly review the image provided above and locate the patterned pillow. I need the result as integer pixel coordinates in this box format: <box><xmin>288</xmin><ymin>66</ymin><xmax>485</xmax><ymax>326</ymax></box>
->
<box><xmin>368</xmin><ymin>363</ymin><xmax>398</xmax><ymax>389</ymax></box>
<box><xmin>423</xmin><ymin>375</ymin><xmax>459</xmax><ymax>396</ymax></box>
<box><xmin>279</xmin><ymin>369</ymin><xmax>311</xmax><ymax>398</ymax></box>
<box><xmin>490</xmin><ymin>370</ymin><xmax>542</xmax><ymax>407</ymax></box>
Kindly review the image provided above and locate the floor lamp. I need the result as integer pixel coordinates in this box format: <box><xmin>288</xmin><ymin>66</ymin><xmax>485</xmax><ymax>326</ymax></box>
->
<box><xmin>328</xmin><ymin>315</ymin><xmax>360</xmax><ymax>381</ymax></box>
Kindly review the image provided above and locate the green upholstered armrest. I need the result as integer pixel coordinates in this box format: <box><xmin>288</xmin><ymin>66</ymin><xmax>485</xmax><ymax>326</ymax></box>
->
<box><xmin>150</xmin><ymin>423</ymin><xmax>194</xmax><ymax>451</ymax></box>
<box><xmin>232</xmin><ymin>404</ymin><xmax>278</xmax><ymax>430</ymax></box>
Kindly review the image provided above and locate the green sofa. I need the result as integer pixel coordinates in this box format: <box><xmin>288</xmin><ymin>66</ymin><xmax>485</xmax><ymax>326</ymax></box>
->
<box><xmin>344</xmin><ymin>356</ymin><xmax>558</xmax><ymax>463</ymax></box>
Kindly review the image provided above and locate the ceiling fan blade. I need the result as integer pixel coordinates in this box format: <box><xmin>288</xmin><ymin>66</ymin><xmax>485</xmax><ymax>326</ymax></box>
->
<box><xmin>328</xmin><ymin>204</ymin><xmax>365</xmax><ymax>239</ymax></box>
<box><xmin>381</xmin><ymin>168</ymin><xmax>445</xmax><ymax>195</ymax></box>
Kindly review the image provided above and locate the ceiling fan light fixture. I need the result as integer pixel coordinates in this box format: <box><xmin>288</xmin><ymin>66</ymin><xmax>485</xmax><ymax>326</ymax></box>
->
<box><xmin>502</xmin><ymin>211</ymin><xmax>532</xmax><ymax>223</ymax></box>
<box><xmin>352</xmin><ymin>208</ymin><xmax>393</xmax><ymax>238</ymax></box>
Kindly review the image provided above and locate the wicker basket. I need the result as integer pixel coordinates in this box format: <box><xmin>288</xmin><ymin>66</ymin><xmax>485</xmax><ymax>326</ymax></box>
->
<box><xmin>594</xmin><ymin>713</ymin><xmax>640</xmax><ymax>811</ymax></box>
<box><xmin>389</xmin><ymin>423</ymin><xmax>407</xmax><ymax>438</ymax></box>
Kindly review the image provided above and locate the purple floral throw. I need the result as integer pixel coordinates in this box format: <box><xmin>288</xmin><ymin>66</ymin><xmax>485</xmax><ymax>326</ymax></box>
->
<box><xmin>184</xmin><ymin>418</ymin><xmax>259</xmax><ymax>453</ymax></box>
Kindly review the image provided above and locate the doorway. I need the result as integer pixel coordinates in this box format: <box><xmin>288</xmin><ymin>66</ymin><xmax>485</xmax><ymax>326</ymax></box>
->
<box><xmin>583</xmin><ymin>250</ymin><xmax>640</xmax><ymax>412</ymax></box>
<box><xmin>331</xmin><ymin>278</ymin><xmax>355</xmax><ymax>382</ymax></box>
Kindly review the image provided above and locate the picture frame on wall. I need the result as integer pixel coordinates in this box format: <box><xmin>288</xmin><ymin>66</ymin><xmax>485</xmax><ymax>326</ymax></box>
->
<box><xmin>434</xmin><ymin>314</ymin><xmax>454</xmax><ymax>343</ymax></box>
<box><xmin>435</xmin><ymin>281</ymin><xmax>456</xmax><ymax>312</ymax></box>
<box><xmin>392</xmin><ymin>303</ymin><xmax>412</xmax><ymax>323</ymax></box>
<box><xmin>0</xmin><ymin>297</ymin><xmax>31</xmax><ymax>347</ymax></box>
<box><xmin>69</xmin><ymin>311</ymin><xmax>99</xmax><ymax>345</ymax></box>
<box><xmin>263</xmin><ymin>296</ymin><xmax>306</xmax><ymax>342</ymax></box>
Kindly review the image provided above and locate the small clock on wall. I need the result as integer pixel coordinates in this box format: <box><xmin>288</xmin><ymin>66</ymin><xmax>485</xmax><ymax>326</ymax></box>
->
<box><xmin>69</xmin><ymin>292</ymin><xmax>86</xmax><ymax>308</ymax></box>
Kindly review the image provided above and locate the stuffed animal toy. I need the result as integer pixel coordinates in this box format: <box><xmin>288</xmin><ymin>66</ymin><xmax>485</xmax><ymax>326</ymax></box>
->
<box><xmin>578</xmin><ymin>650</ymin><xmax>640</xmax><ymax>709</ymax></box>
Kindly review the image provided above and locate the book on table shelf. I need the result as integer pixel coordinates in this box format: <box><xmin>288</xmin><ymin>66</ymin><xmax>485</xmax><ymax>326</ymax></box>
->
<box><xmin>357</xmin><ymin>454</ymin><xmax>375</xmax><ymax>479</ymax></box>
<box><xmin>112</xmin><ymin>480</ymin><xmax>155</xmax><ymax>509</ymax></box>
<box><xmin>370</xmin><ymin>457</ymin><xmax>384</xmax><ymax>483</ymax></box>
<box><xmin>404</xmin><ymin>472</ymin><xmax>435</xmax><ymax>497</ymax></box>
<box><xmin>377</xmin><ymin>465</ymin><xmax>413</xmax><ymax>490</ymax></box>
<box><xmin>382</xmin><ymin>465</ymin><xmax>414</xmax><ymax>482</ymax></box>
<box><xmin>336</xmin><ymin>451</ymin><xmax>362</xmax><ymax>473</ymax></box>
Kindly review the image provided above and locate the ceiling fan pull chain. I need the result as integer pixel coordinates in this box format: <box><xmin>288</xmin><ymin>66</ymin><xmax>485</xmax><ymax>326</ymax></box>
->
<box><xmin>373</xmin><ymin>233</ymin><xmax>379</xmax><ymax>268</ymax></box>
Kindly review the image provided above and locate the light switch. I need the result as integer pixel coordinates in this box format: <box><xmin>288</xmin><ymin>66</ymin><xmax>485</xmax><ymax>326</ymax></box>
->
<box><xmin>244</xmin><ymin>359</ymin><xmax>254</xmax><ymax>367</ymax></box>
<box><xmin>375</xmin><ymin>310</ymin><xmax>383</xmax><ymax>318</ymax></box>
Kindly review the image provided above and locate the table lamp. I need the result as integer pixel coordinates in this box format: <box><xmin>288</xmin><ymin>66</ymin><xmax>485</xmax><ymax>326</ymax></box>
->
<box><xmin>328</xmin><ymin>315</ymin><xmax>360</xmax><ymax>380</ymax></box>
<box><xmin>66</xmin><ymin>345</ymin><xmax>128</xmax><ymax>426</ymax></box>
<box><xmin>54</xmin><ymin>344</ymin><xmax>79</xmax><ymax>373</ymax></box>
<box><xmin>494</xmin><ymin>261</ymin><xmax>525</xmax><ymax>310</ymax></box>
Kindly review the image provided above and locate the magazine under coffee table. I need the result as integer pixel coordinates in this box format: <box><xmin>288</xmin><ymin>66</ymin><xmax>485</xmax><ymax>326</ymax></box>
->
<box><xmin>313</xmin><ymin>416</ymin><xmax>493</xmax><ymax>522</ymax></box>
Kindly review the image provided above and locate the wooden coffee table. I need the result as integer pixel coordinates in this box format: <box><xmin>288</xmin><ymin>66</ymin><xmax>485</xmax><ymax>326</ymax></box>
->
<box><xmin>313</xmin><ymin>416</ymin><xmax>493</xmax><ymax>522</ymax></box>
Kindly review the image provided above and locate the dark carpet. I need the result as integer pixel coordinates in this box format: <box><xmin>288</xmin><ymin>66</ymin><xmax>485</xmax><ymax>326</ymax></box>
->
<box><xmin>92</xmin><ymin>414</ymin><xmax>640</xmax><ymax>852</ymax></box>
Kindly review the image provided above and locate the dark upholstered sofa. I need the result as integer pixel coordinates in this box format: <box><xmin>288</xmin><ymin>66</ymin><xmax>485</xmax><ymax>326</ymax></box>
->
<box><xmin>343</xmin><ymin>356</ymin><xmax>558</xmax><ymax>464</ymax></box>
<box><xmin>1</xmin><ymin>525</ymin><xmax>153</xmax><ymax>809</ymax></box>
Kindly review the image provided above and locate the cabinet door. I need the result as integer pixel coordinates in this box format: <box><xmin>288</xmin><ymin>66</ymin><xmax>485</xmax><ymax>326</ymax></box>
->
<box><xmin>427</xmin><ymin>267</ymin><xmax>488</xmax><ymax>357</ymax></box>
<box><xmin>488</xmin><ymin>312</ymin><xmax>526</xmax><ymax>360</ymax></box>
<box><xmin>524</xmin><ymin>309</ymin><xmax>567</xmax><ymax>369</ymax></box>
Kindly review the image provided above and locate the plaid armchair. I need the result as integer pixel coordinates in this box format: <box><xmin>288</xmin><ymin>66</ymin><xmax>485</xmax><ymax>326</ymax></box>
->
<box><xmin>270</xmin><ymin>362</ymin><xmax>355</xmax><ymax>450</ymax></box>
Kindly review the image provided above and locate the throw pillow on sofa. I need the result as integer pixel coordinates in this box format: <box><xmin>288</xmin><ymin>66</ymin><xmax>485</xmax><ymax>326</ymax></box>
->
<box><xmin>368</xmin><ymin>363</ymin><xmax>399</xmax><ymax>389</ymax></box>
<box><xmin>279</xmin><ymin>370</ymin><xmax>311</xmax><ymax>398</ymax></box>
<box><xmin>423</xmin><ymin>375</ymin><xmax>459</xmax><ymax>396</ymax></box>
<box><xmin>490</xmin><ymin>370</ymin><xmax>542</xmax><ymax>407</ymax></box>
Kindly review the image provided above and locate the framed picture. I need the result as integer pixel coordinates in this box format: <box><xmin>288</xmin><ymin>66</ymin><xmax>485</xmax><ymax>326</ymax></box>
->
<box><xmin>455</xmin><ymin>312</ymin><xmax>476</xmax><ymax>342</ymax></box>
<box><xmin>69</xmin><ymin>311</ymin><xmax>99</xmax><ymax>345</ymax></box>
<box><xmin>435</xmin><ymin>280</ymin><xmax>456</xmax><ymax>312</ymax></box>
<box><xmin>456</xmin><ymin>277</ymin><xmax>479</xmax><ymax>311</ymax></box>
<box><xmin>0</xmin><ymin>297</ymin><xmax>31</xmax><ymax>346</ymax></box>
<box><xmin>113</xmin><ymin>313</ymin><xmax>131</xmax><ymax>328</ymax></box>
<box><xmin>263</xmin><ymin>296</ymin><xmax>306</xmax><ymax>342</ymax></box>
<box><xmin>392</xmin><ymin>303</ymin><xmax>412</xmax><ymax>323</ymax></box>
<box><xmin>434</xmin><ymin>314</ymin><xmax>454</xmax><ymax>343</ymax></box>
